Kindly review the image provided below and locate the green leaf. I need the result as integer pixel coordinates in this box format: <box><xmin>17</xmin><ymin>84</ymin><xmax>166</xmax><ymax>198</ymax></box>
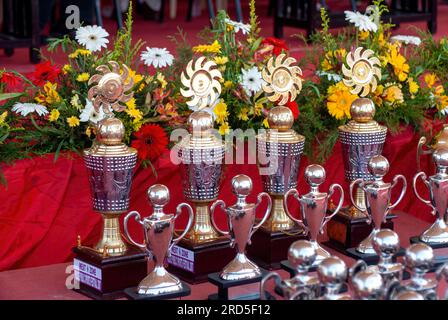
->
<box><xmin>0</xmin><ymin>92</ymin><xmax>23</xmax><ymax>102</ymax></box>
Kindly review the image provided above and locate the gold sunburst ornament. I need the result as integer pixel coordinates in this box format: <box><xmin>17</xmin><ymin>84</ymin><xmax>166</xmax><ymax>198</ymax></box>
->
<box><xmin>262</xmin><ymin>53</ymin><xmax>303</xmax><ymax>105</ymax></box>
<box><xmin>180</xmin><ymin>56</ymin><xmax>222</xmax><ymax>110</ymax></box>
<box><xmin>88</xmin><ymin>61</ymin><xmax>134</xmax><ymax>115</ymax></box>
<box><xmin>342</xmin><ymin>47</ymin><xmax>381</xmax><ymax>97</ymax></box>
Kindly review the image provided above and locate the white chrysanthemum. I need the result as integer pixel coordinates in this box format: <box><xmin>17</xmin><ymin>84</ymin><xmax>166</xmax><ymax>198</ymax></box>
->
<box><xmin>344</xmin><ymin>10</ymin><xmax>378</xmax><ymax>32</ymax></box>
<box><xmin>241</xmin><ymin>67</ymin><xmax>264</xmax><ymax>96</ymax></box>
<box><xmin>79</xmin><ymin>100</ymin><xmax>108</xmax><ymax>124</ymax></box>
<box><xmin>390</xmin><ymin>35</ymin><xmax>421</xmax><ymax>46</ymax></box>
<box><xmin>224</xmin><ymin>18</ymin><xmax>251</xmax><ymax>35</ymax></box>
<box><xmin>75</xmin><ymin>25</ymin><xmax>109</xmax><ymax>52</ymax></box>
<box><xmin>140</xmin><ymin>47</ymin><xmax>174</xmax><ymax>68</ymax></box>
<box><xmin>316</xmin><ymin>71</ymin><xmax>342</xmax><ymax>82</ymax></box>
<box><xmin>12</xmin><ymin>103</ymin><xmax>48</xmax><ymax>117</ymax></box>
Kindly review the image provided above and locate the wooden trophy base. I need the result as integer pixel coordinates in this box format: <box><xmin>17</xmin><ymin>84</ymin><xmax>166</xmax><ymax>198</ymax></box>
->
<box><xmin>124</xmin><ymin>282</ymin><xmax>191</xmax><ymax>300</ymax></box>
<box><xmin>324</xmin><ymin>209</ymin><xmax>397</xmax><ymax>253</ymax></box>
<box><xmin>167</xmin><ymin>238</ymin><xmax>235</xmax><ymax>284</ymax></box>
<box><xmin>72</xmin><ymin>246</ymin><xmax>147</xmax><ymax>300</ymax></box>
<box><xmin>207</xmin><ymin>269</ymin><xmax>269</xmax><ymax>300</ymax></box>
<box><xmin>246</xmin><ymin>227</ymin><xmax>306</xmax><ymax>270</ymax></box>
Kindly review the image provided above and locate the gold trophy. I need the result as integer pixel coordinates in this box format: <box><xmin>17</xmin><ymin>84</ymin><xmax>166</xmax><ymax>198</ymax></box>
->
<box><xmin>248</xmin><ymin>54</ymin><xmax>306</xmax><ymax>269</ymax></box>
<box><xmin>167</xmin><ymin>57</ymin><xmax>234</xmax><ymax>282</ymax></box>
<box><xmin>73</xmin><ymin>62</ymin><xmax>147</xmax><ymax>299</ymax></box>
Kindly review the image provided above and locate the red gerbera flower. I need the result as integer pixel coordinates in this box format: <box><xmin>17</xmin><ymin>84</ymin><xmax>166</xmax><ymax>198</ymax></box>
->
<box><xmin>286</xmin><ymin>100</ymin><xmax>299</xmax><ymax>120</ymax></box>
<box><xmin>0</xmin><ymin>72</ymin><xmax>22</xmax><ymax>91</ymax></box>
<box><xmin>29</xmin><ymin>61</ymin><xmax>61</xmax><ymax>86</ymax></box>
<box><xmin>261</xmin><ymin>37</ymin><xmax>289</xmax><ymax>56</ymax></box>
<box><xmin>131</xmin><ymin>124</ymin><xmax>169</xmax><ymax>161</ymax></box>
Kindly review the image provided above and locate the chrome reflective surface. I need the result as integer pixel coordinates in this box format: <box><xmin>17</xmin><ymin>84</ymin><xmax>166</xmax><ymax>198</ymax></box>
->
<box><xmin>351</xmin><ymin>267</ymin><xmax>384</xmax><ymax>300</ymax></box>
<box><xmin>372</xmin><ymin>229</ymin><xmax>404</xmax><ymax>283</ymax></box>
<box><xmin>317</xmin><ymin>256</ymin><xmax>351</xmax><ymax>300</ymax></box>
<box><xmin>436</xmin><ymin>262</ymin><xmax>448</xmax><ymax>300</ymax></box>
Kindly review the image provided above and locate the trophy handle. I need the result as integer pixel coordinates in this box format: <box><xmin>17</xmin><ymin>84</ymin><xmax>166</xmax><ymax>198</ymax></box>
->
<box><xmin>348</xmin><ymin>259</ymin><xmax>367</xmax><ymax>287</ymax></box>
<box><xmin>210</xmin><ymin>200</ymin><xmax>229</xmax><ymax>236</ymax></box>
<box><xmin>171</xmin><ymin>202</ymin><xmax>194</xmax><ymax>246</ymax></box>
<box><xmin>417</xmin><ymin>136</ymin><xmax>430</xmax><ymax>172</ymax></box>
<box><xmin>283</xmin><ymin>188</ymin><xmax>306</xmax><ymax>230</ymax></box>
<box><xmin>350</xmin><ymin>179</ymin><xmax>367</xmax><ymax>216</ymax></box>
<box><xmin>123</xmin><ymin>210</ymin><xmax>146</xmax><ymax>249</ymax></box>
<box><xmin>388</xmin><ymin>174</ymin><xmax>407</xmax><ymax>212</ymax></box>
<box><xmin>413</xmin><ymin>172</ymin><xmax>433</xmax><ymax>210</ymax></box>
<box><xmin>260</xmin><ymin>271</ymin><xmax>282</xmax><ymax>301</ymax></box>
<box><xmin>321</xmin><ymin>183</ymin><xmax>344</xmax><ymax>233</ymax></box>
<box><xmin>385</xmin><ymin>279</ymin><xmax>402</xmax><ymax>300</ymax></box>
<box><xmin>252</xmin><ymin>192</ymin><xmax>272</xmax><ymax>233</ymax></box>
<box><xmin>289</xmin><ymin>287</ymin><xmax>312</xmax><ymax>300</ymax></box>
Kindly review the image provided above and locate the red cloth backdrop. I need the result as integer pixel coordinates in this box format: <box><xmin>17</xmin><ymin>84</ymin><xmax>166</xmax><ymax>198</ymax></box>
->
<box><xmin>0</xmin><ymin>126</ymin><xmax>436</xmax><ymax>271</ymax></box>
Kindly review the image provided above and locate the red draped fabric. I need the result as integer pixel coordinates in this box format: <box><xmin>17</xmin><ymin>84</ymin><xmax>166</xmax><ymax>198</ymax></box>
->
<box><xmin>0</xmin><ymin>126</ymin><xmax>435</xmax><ymax>271</ymax></box>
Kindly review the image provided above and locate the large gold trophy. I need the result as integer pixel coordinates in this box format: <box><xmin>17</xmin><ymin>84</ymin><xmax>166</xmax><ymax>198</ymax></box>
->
<box><xmin>166</xmin><ymin>57</ymin><xmax>234</xmax><ymax>283</ymax></box>
<box><xmin>72</xmin><ymin>62</ymin><xmax>147</xmax><ymax>299</ymax></box>
<box><xmin>247</xmin><ymin>54</ymin><xmax>307</xmax><ymax>269</ymax></box>
<box><xmin>325</xmin><ymin>47</ymin><xmax>396</xmax><ymax>251</ymax></box>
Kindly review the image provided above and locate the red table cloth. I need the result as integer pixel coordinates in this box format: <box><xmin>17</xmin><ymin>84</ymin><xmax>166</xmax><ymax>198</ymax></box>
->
<box><xmin>0</xmin><ymin>126</ymin><xmax>436</xmax><ymax>271</ymax></box>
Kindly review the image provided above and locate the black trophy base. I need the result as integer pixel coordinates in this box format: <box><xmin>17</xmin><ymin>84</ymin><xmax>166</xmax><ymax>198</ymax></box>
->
<box><xmin>410</xmin><ymin>236</ymin><xmax>448</xmax><ymax>249</ymax></box>
<box><xmin>280</xmin><ymin>259</ymin><xmax>317</xmax><ymax>277</ymax></box>
<box><xmin>345</xmin><ymin>247</ymin><xmax>405</xmax><ymax>265</ymax></box>
<box><xmin>207</xmin><ymin>268</ymin><xmax>269</xmax><ymax>300</ymax></box>
<box><xmin>325</xmin><ymin>210</ymin><xmax>397</xmax><ymax>253</ymax></box>
<box><xmin>410</xmin><ymin>236</ymin><xmax>448</xmax><ymax>270</ymax></box>
<box><xmin>124</xmin><ymin>282</ymin><xmax>191</xmax><ymax>300</ymax></box>
<box><xmin>72</xmin><ymin>246</ymin><xmax>147</xmax><ymax>300</ymax></box>
<box><xmin>167</xmin><ymin>238</ymin><xmax>235</xmax><ymax>284</ymax></box>
<box><xmin>247</xmin><ymin>227</ymin><xmax>307</xmax><ymax>270</ymax></box>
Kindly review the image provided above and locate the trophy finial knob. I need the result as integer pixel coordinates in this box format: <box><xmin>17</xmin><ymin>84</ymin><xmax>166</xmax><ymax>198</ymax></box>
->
<box><xmin>352</xmin><ymin>269</ymin><xmax>383</xmax><ymax>299</ymax></box>
<box><xmin>147</xmin><ymin>184</ymin><xmax>170</xmax><ymax>207</ymax></box>
<box><xmin>368</xmin><ymin>155</ymin><xmax>390</xmax><ymax>178</ymax></box>
<box><xmin>188</xmin><ymin>111</ymin><xmax>214</xmax><ymax>133</ymax></box>
<box><xmin>288</xmin><ymin>240</ymin><xmax>317</xmax><ymax>270</ymax></box>
<box><xmin>305</xmin><ymin>164</ymin><xmax>326</xmax><ymax>186</ymax></box>
<box><xmin>231</xmin><ymin>174</ymin><xmax>252</xmax><ymax>196</ymax></box>
<box><xmin>96</xmin><ymin>117</ymin><xmax>125</xmax><ymax>145</ymax></box>
<box><xmin>317</xmin><ymin>256</ymin><xmax>347</xmax><ymax>284</ymax></box>
<box><xmin>267</xmin><ymin>106</ymin><xmax>294</xmax><ymax>131</ymax></box>
<box><xmin>433</xmin><ymin>147</ymin><xmax>448</xmax><ymax>168</ymax></box>
<box><xmin>405</xmin><ymin>243</ymin><xmax>434</xmax><ymax>271</ymax></box>
<box><xmin>350</xmin><ymin>98</ymin><xmax>375</xmax><ymax>123</ymax></box>
<box><xmin>372</xmin><ymin>229</ymin><xmax>400</xmax><ymax>256</ymax></box>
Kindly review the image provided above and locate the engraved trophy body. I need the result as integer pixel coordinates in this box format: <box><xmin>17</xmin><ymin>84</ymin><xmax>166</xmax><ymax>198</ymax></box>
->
<box><xmin>284</xmin><ymin>165</ymin><xmax>344</xmax><ymax>265</ymax></box>
<box><xmin>350</xmin><ymin>155</ymin><xmax>406</xmax><ymax>254</ymax></box>
<box><xmin>413</xmin><ymin>148</ymin><xmax>448</xmax><ymax>245</ymax></box>
<box><xmin>123</xmin><ymin>184</ymin><xmax>194</xmax><ymax>297</ymax></box>
<box><xmin>210</xmin><ymin>175</ymin><xmax>271</xmax><ymax>281</ymax></box>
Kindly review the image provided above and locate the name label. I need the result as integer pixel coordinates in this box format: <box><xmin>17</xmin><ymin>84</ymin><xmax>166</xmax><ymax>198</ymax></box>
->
<box><xmin>167</xmin><ymin>245</ymin><xmax>195</xmax><ymax>272</ymax></box>
<box><xmin>74</xmin><ymin>259</ymin><xmax>102</xmax><ymax>290</ymax></box>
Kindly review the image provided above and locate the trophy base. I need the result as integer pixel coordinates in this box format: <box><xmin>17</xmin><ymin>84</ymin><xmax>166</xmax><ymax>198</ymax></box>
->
<box><xmin>166</xmin><ymin>238</ymin><xmax>234</xmax><ymax>284</ymax></box>
<box><xmin>410</xmin><ymin>236</ymin><xmax>448</xmax><ymax>249</ymax></box>
<box><xmin>72</xmin><ymin>246</ymin><xmax>147</xmax><ymax>300</ymax></box>
<box><xmin>345</xmin><ymin>247</ymin><xmax>406</xmax><ymax>264</ymax></box>
<box><xmin>325</xmin><ymin>209</ymin><xmax>397</xmax><ymax>252</ymax></box>
<box><xmin>280</xmin><ymin>259</ymin><xmax>317</xmax><ymax>277</ymax></box>
<box><xmin>246</xmin><ymin>226</ymin><xmax>306</xmax><ymax>270</ymax></box>
<box><xmin>207</xmin><ymin>268</ymin><xmax>269</xmax><ymax>300</ymax></box>
<box><xmin>123</xmin><ymin>281</ymin><xmax>191</xmax><ymax>300</ymax></box>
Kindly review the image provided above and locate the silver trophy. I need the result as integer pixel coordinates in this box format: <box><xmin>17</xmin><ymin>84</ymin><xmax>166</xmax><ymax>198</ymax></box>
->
<box><xmin>317</xmin><ymin>256</ymin><xmax>351</xmax><ymax>300</ymax></box>
<box><xmin>210</xmin><ymin>174</ymin><xmax>271</xmax><ymax>281</ymax></box>
<box><xmin>404</xmin><ymin>243</ymin><xmax>438</xmax><ymax>300</ymax></box>
<box><xmin>284</xmin><ymin>164</ymin><xmax>344</xmax><ymax>265</ymax></box>
<box><xmin>349</xmin><ymin>263</ymin><xmax>384</xmax><ymax>300</ymax></box>
<box><xmin>260</xmin><ymin>240</ymin><xmax>320</xmax><ymax>300</ymax></box>
<box><xmin>372</xmin><ymin>229</ymin><xmax>404</xmax><ymax>283</ymax></box>
<box><xmin>413</xmin><ymin>148</ymin><xmax>448</xmax><ymax>244</ymax></box>
<box><xmin>123</xmin><ymin>184</ymin><xmax>194</xmax><ymax>295</ymax></box>
<box><xmin>436</xmin><ymin>262</ymin><xmax>448</xmax><ymax>300</ymax></box>
<box><xmin>350</xmin><ymin>155</ymin><xmax>407</xmax><ymax>254</ymax></box>
<box><xmin>386</xmin><ymin>279</ymin><xmax>425</xmax><ymax>300</ymax></box>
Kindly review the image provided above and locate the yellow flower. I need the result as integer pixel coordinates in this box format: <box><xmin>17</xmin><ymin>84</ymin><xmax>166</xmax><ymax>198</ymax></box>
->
<box><xmin>262</xmin><ymin>118</ymin><xmax>269</xmax><ymax>128</ymax></box>
<box><xmin>69</xmin><ymin>49</ymin><xmax>91</xmax><ymax>59</ymax></box>
<box><xmin>62</xmin><ymin>64</ymin><xmax>71</xmax><ymax>74</ymax></box>
<box><xmin>85</xmin><ymin>126</ymin><xmax>92</xmax><ymax>138</ymax></box>
<box><xmin>372</xmin><ymin>85</ymin><xmax>384</xmax><ymax>106</ymax></box>
<box><xmin>76</xmin><ymin>72</ymin><xmax>90</xmax><ymax>82</ymax></box>
<box><xmin>156</xmin><ymin>73</ymin><xmax>167</xmax><ymax>89</ymax></box>
<box><xmin>378</xmin><ymin>32</ymin><xmax>386</xmax><ymax>47</ymax></box>
<box><xmin>424</xmin><ymin>73</ymin><xmax>438</xmax><ymax>88</ymax></box>
<box><xmin>327</xmin><ymin>82</ymin><xmax>358</xmax><ymax>120</ymax></box>
<box><xmin>408</xmin><ymin>77</ymin><xmax>419</xmax><ymax>95</ymax></box>
<box><xmin>383</xmin><ymin>85</ymin><xmax>404</xmax><ymax>105</ymax></box>
<box><xmin>218</xmin><ymin>122</ymin><xmax>230</xmax><ymax>135</ymax></box>
<box><xmin>359</xmin><ymin>31</ymin><xmax>369</xmax><ymax>41</ymax></box>
<box><xmin>436</xmin><ymin>95</ymin><xmax>448</xmax><ymax>111</ymax></box>
<box><xmin>254</xmin><ymin>103</ymin><xmax>263</xmax><ymax>116</ymax></box>
<box><xmin>334</xmin><ymin>48</ymin><xmax>347</xmax><ymax>60</ymax></box>
<box><xmin>214</xmin><ymin>56</ymin><xmax>229</xmax><ymax>65</ymax></box>
<box><xmin>125</xmin><ymin>98</ymin><xmax>143</xmax><ymax>122</ymax></box>
<box><xmin>214</xmin><ymin>101</ymin><xmax>228</xmax><ymax>124</ymax></box>
<box><xmin>387</xmin><ymin>45</ymin><xmax>409</xmax><ymax>81</ymax></box>
<box><xmin>224</xmin><ymin>81</ymin><xmax>233</xmax><ymax>89</ymax></box>
<box><xmin>435</xmin><ymin>85</ymin><xmax>445</xmax><ymax>96</ymax></box>
<box><xmin>133</xmin><ymin>121</ymin><xmax>143</xmax><ymax>132</ymax></box>
<box><xmin>49</xmin><ymin>109</ymin><xmax>60</xmax><ymax>122</ymax></box>
<box><xmin>321</xmin><ymin>58</ymin><xmax>333</xmax><ymax>71</ymax></box>
<box><xmin>321</xmin><ymin>49</ymin><xmax>346</xmax><ymax>71</ymax></box>
<box><xmin>237</xmin><ymin>108</ymin><xmax>249</xmax><ymax>121</ymax></box>
<box><xmin>226</xmin><ymin>24</ymin><xmax>234</xmax><ymax>32</ymax></box>
<box><xmin>0</xmin><ymin>111</ymin><xmax>7</xmax><ymax>125</ymax></box>
<box><xmin>67</xmin><ymin>116</ymin><xmax>80</xmax><ymax>127</ymax></box>
<box><xmin>36</xmin><ymin>82</ymin><xmax>61</xmax><ymax>105</ymax></box>
<box><xmin>71</xmin><ymin>94</ymin><xmax>81</xmax><ymax>110</ymax></box>
<box><xmin>192</xmin><ymin>40</ymin><xmax>221</xmax><ymax>54</ymax></box>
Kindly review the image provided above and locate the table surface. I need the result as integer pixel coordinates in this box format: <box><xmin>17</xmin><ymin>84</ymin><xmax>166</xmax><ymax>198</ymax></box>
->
<box><xmin>0</xmin><ymin>212</ymin><xmax>446</xmax><ymax>300</ymax></box>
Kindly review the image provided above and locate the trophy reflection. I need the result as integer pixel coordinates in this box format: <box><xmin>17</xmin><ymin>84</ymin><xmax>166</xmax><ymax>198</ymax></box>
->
<box><xmin>124</xmin><ymin>184</ymin><xmax>194</xmax><ymax>296</ymax></box>
<box><xmin>284</xmin><ymin>164</ymin><xmax>344</xmax><ymax>265</ymax></box>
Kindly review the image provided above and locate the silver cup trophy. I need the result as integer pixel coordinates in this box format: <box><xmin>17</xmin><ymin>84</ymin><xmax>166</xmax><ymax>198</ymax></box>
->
<box><xmin>123</xmin><ymin>184</ymin><xmax>194</xmax><ymax>295</ymax></box>
<box><xmin>413</xmin><ymin>147</ymin><xmax>448</xmax><ymax>244</ymax></box>
<box><xmin>210</xmin><ymin>174</ymin><xmax>271</xmax><ymax>280</ymax></box>
<box><xmin>284</xmin><ymin>164</ymin><xmax>344</xmax><ymax>265</ymax></box>
<box><xmin>350</xmin><ymin>155</ymin><xmax>407</xmax><ymax>254</ymax></box>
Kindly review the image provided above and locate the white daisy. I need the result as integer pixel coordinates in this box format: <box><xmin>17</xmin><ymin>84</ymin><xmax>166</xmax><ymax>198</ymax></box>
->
<box><xmin>75</xmin><ymin>25</ymin><xmax>109</xmax><ymax>52</ymax></box>
<box><xmin>344</xmin><ymin>10</ymin><xmax>378</xmax><ymax>32</ymax></box>
<box><xmin>224</xmin><ymin>18</ymin><xmax>251</xmax><ymax>35</ymax></box>
<box><xmin>241</xmin><ymin>67</ymin><xmax>264</xmax><ymax>96</ymax></box>
<box><xmin>140</xmin><ymin>47</ymin><xmax>174</xmax><ymax>68</ymax></box>
<box><xmin>12</xmin><ymin>103</ymin><xmax>48</xmax><ymax>117</ymax></box>
<box><xmin>79</xmin><ymin>100</ymin><xmax>108</xmax><ymax>124</ymax></box>
<box><xmin>316</xmin><ymin>71</ymin><xmax>342</xmax><ymax>82</ymax></box>
<box><xmin>441</xmin><ymin>106</ymin><xmax>448</xmax><ymax>116</ymax></box>
<box><xmin>390</xmin><ymin>35</ymin><xmax>421</xmax><ymax>46</ymax></box>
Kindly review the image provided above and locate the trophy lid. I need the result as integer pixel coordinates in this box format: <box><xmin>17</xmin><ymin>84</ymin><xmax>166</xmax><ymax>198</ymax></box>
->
<box><xmin>317</xmin><ymin>256</ymin><xmax>347</xmax><ymax>284</ymax></box>
<box><xmin>372</xmin><ymin>229</ymin><xmax>400</xmax><ymax>256</ymax></box>
<box><xmin>288</xmin><ymin>240</ymin><xmax>317</xmax><ymax>271</ymax></box>
<box><xmin>232</xmin><ymin>174</ymin><xmax>252</xmax><ymax>197</ymax></box>
<box><xmin>338</xmin><ymin>98</ymin><xmax>387</xmax><ymax>134</ymax></box>
<box><xmin>405</xmin><ymin>243</ymin><xmax>434</xmax><ymax>271</ymax></box>
<box><xmin>304</xmin><ymin>164</ymin><xmax>326</xmax><ymax>187</ymax></box>
<box><xmin>368</xmin><ymin>155</ymin><xmax>390</xmax><ymax>179</ymax></box>
<box><xmin>179</xmin><ymin>111</ymin><xmax>224</xmax><ymax>150</ymax></box>
<box><xmin>148</xmin><ymin>184</ymin><xmax>170</xmax><ymax>207</ymax></box>
<box><xmin>351</xmin><ymin>269</ymin><xmax>383</xmax><ymax>298</ymax></box>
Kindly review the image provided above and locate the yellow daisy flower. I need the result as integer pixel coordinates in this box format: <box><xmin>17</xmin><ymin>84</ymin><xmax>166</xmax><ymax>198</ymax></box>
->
<box><xmin>383</xmin><ymin>85</ymin><xmax>404</xmax><ymax>105</ymax></box>
<box><xmin>213</xmin><ymin>101</ymin><xmax>228</xmax><ymax>124</ymax></box>
<box><xmin>67</xmin><ymin>116</ymin><xmax>80</xmax><ymax>127</ymax></box>
<box><xmin>76</xmin><ymin>72</ymin><xmax>90</xmax><ymax>82</ymax></box>
<box><xmin>69</xmin><ymin>49</ymin><xmax>91</xmax><ymax>59</ymax></box>
<box><xmin>218</xmin><ymin>122</ymin><xmax>230</xmax><ymax>135</ymax></box>
<box><xmin>387</xmin><ymin>45</ymin><xmax>409</xmax><ymax>81</ymax></box>
<box><xmin>192</xmin><ymin>40</ymin><xmax>222</xmax><ymax>54</ymax></box>
<box><xmin>224</xmin><ymin>80</ymin><xmax>233</xmax><ymax>89</ymax></box>
<box><xmin>326</xmin><ymin>82</ymin><xmax>358</xmax><ymax>120</ymax></box>
<box><xmin>49</xmin><ymin>109</ymin><xmax>60</xmax><ymax>122</ymax></box>
<box><xmin>408</xmin><ymin>77</ymin><xmax>419</xmax><ymax>95</ymax></box>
